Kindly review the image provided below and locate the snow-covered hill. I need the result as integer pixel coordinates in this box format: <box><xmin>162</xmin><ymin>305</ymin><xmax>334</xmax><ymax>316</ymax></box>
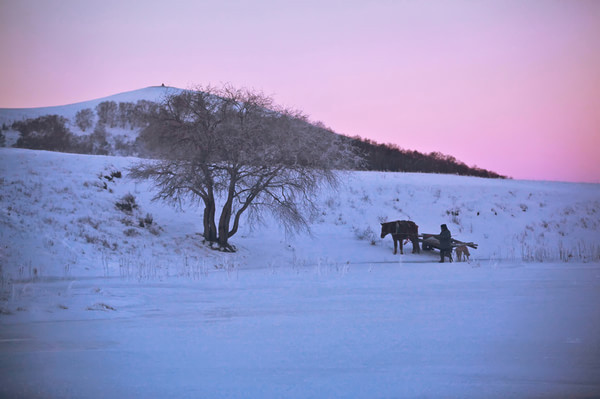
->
<box><xmin>0</xmin><ymin>86</ymin><xmax>182</xmax><ymax>149</ymax></box>
<box><xmin>1</xmin><ymin>148</ymin><xmax>599</xmax><ymax>398</ymax></box>
<box><xmin>0</xmin><ymin>86</ymin><xmax>179</xmax><ymax>124</ymax></box>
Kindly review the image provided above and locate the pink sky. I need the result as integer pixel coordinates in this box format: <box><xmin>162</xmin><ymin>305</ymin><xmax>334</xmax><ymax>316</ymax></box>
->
<box><xmin>1</xmin><ymin>0</ymin><xmax>599</xmax><ymax>183</ymax></box>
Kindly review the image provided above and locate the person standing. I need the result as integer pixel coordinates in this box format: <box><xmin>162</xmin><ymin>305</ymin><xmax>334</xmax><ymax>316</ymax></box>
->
<box><xmin>438</xmin><ymin>224</ymin><xmax>452</xmax><ymax>263</ymax></box>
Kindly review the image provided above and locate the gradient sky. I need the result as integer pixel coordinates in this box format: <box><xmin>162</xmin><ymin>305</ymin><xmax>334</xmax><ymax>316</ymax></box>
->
<box><xmin>1</xmin><ymin>0</ymin><xmax>599</xmax><ymax>183</ymax></box>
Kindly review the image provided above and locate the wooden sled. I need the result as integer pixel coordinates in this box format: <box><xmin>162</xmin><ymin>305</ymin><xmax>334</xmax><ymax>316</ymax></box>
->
<box><xmin>419</xmin><ymin>234</ymin><xmax>478</xmax><ymax>251</ymax></box>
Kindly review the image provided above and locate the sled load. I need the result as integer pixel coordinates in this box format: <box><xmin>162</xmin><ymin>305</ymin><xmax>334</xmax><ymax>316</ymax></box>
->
<box><xmin>419</xmin><ymin>234</ymin><xmax>478</xmax><ymax>251</ymax></box>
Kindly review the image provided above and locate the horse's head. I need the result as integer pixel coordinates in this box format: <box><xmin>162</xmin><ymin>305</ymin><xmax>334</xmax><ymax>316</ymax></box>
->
<box><xmin>380</xmin><ymin>222</ymin><xmax>392</xmax><ymax>238</ymax></box>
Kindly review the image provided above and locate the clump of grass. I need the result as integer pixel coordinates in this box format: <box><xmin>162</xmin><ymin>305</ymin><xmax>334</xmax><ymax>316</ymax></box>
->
<box><xmin>115</xmin><ymin>193</ymin><xmax>138</xmax><ymax>213</ymax></box>
<box><xmin>123</xmin><ymin>228</ymin><xmax>140</xmax><ymax>237</ymax></box>
<box><xmin>353</xmin><ymin>225</ymin><xmax>377</xmax><ymax>245</ymax></box>
<box><xmin>78</xmin><ymin>216</ymin><xmax>101</xmax><ymax>230</ymax></box>
<box><xmin>138</xmin><ymin>213</ymin><xmax>153</xmax><ymax>227</ymax></box>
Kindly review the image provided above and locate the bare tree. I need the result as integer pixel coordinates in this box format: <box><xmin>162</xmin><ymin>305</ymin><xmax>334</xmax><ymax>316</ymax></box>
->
<box><xmin>129</xmin><ymin>85</ymin><xmax>358</xmax><ymax>251</ymax></box>
<box><xmin>95</xmin><ymin>101</ymin><xmax>118</xmax><ymax>128</ymax></box>
<box><xmin>75</xmin><ymin>108</ymin><xmax>94</xmax><ymax>132</ymax></box>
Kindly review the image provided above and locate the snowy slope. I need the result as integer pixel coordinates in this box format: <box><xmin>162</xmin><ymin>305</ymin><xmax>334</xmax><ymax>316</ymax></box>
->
<box><xmin>1</xmin><ymin>148</ymin><xmax>599</xmax><ymax>398</ymax></box>
<box><xmin>1</xmin><ymin>147</ymin><xmax>598</xmax><ymax>281</ymax></box>
<box><xmin>0</xmin><ymin>86</ymin><xmax>180</xmax><ymax>124</ymax></box>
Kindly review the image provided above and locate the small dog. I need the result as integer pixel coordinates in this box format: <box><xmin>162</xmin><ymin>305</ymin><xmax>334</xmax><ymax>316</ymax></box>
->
<box><xmin>455</xmin><ymin>245</ymin><xmax>470</xmax><ymax>262</ymax></box>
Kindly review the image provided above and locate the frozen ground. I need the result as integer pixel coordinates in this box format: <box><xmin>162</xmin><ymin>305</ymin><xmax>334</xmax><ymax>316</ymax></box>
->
<box><xmin>1</xmin><ymin>148</ymin><xmax>600</xmax><ymax>398</ymax></box>
<box><xmin>2</xmin><ymin>263</ymin><xmax>600</xmax><ymax>399</ymax></box>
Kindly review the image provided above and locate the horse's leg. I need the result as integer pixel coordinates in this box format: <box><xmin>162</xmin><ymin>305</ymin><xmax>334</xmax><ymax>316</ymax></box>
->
<box><xmin>393</xmin><ymin>236</ymin><xmax>397</xmax><ymax>254</ymax></box>
<box><xmin>399</xmin><ymin>237</ymin><xmax>404</xmax><ymax>255</ymax></box>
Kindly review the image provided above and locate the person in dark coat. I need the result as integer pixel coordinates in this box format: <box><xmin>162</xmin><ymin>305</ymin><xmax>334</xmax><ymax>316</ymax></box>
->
<box><xmin>438</xmin><ymin>224</ymin><xmax>452</xmax><ymax>263</ymax></box>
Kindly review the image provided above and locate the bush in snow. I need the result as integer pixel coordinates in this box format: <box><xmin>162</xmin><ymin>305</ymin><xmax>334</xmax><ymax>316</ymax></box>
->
<box><xmin>77</xmin><ymin>216</ymin><xmax>101</xmax><ymax>230</ymax></box>
<box><xmin>123</xmin><ymin>228</ymin><xmax>140</xmax><ymax>237</ymax></box>
<box><xmin>138</xmin><ymin>213</ymin><xmax>153</xmax><ymax>228</ymax></box>
<box><xmin>115</xmin><ymin>193</ymin><xmax>138</xmax><ymax>213</ymax></box>
<box><xmin>353</xmin><ymin>225</ymin><xmax>378</xmax><ymax>245</ymax></box>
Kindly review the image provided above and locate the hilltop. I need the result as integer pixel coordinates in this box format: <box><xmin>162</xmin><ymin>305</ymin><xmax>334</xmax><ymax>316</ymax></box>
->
<box><xmin>0</xmin><ymin>86</ymin><xmax>180</xmax><ymax>123</ymax></box>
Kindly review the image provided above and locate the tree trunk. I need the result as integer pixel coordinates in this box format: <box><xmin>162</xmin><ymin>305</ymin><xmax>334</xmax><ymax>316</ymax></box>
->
<box><xmin>217</xmin><ymin>176</ymin><xmax>236</xmax><ymax>250</ymax></box>
<box><xmin>228</xmin><ymin>189</ymin><xmax>259</xmax><ymax>238</ymax></box>
<box><xmin>217</xmin><ymin>200</ymin><xmax>233</xmax><ymax>250</ymax></box>
<box><xmin>203</xmin><ymin>199</ymin><xmax>217</xmax><ymax>242</ymax></box>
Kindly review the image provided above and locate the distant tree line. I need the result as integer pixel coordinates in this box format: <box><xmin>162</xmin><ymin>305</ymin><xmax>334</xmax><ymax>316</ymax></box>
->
<box><xmin>12</xmin><ymin>114</ymin><xmax>118</xmax><ymax>155</ymax></box>
<box><xmin>10</xmin><ymin>100</ymin><xmax>158</xmax><ymax>155</ymax></box>
<box><xmin>0</xmin><ymin>123</ymin><xmax>6</xmax><ymax>147</ymax></box>
<box><xmin>74</xmin><ymin>100</ymin><xmax>158</xmax><ymax>132</ymax></box>
<box><xmin>350</xmin><ymin>137</ymin><xmax>505</xmax><ymax>178</ymax></box>
<box><xmin>6</xmin><ymin>96</ymin><xmax>504</xmax><ymax>179</ymax></box>
<box><xmin>13</xmin><ymin>115</ymin><xmax>76</xmax><ymax>152</ymax></box>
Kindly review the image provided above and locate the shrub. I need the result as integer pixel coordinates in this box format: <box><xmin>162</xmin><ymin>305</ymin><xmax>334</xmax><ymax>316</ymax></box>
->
<box><xmin>144</xmin><ymin>213</ymin><xmax>153</xmax><ymax>225</ymax></box>
<box><xmin>354</xmin><ymin>225</ymin><xmax>377</xmax><ymax>245</ymax></box>
<box><xmin>120</xmin><ymin>217</ymin><xmax>134</xmax><ymax>226</ymax></box>
<box><xmin>115</xmin><ymin>193</ymin><xmax>138</xmax><ymax>213</ymax></box>
<box><xmin>138</xmin><ymin>213</ymin><xmax>153</xmax><ymax>227</ymax></box>
<box><xmin>77</xmin><ymin>216</ymin><xmax>100</xmax><ymax>230</ymax></box>
<box><xmin>123</xmin><ymin>228</ymin><xmax>140</xmax><ymax>237</ymax></box>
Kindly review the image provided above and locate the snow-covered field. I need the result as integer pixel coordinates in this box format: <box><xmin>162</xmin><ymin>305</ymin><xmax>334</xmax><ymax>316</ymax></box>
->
<box><xmin>1</xmin><ymin>147</ymin><xmax>600</xmax><ymax>398</ymax></box>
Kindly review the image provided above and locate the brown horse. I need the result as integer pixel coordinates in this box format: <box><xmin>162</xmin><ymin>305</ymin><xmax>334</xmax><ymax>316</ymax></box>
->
<box><xmin>380</xmin><ymin>220</ymin><xmax>420</xmax><ymax>255</ymax></box>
